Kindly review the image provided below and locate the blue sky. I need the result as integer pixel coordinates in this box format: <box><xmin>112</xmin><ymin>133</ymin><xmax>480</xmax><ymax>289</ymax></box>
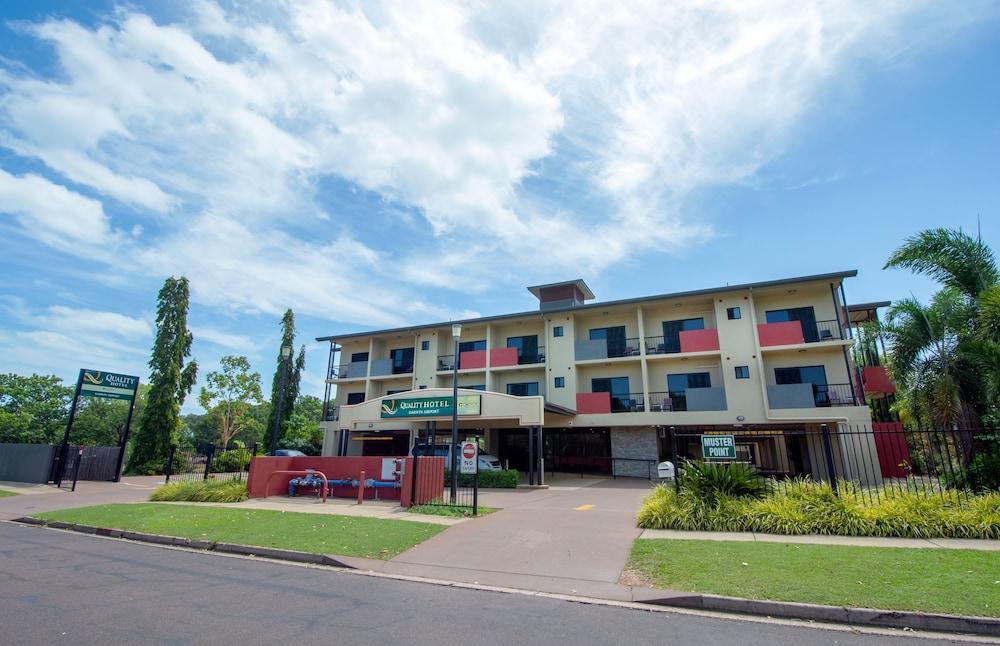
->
<box><xmin>1</xmin><ymin>1</ymin><xmax>998</xmax><ymax>411</ymax></box>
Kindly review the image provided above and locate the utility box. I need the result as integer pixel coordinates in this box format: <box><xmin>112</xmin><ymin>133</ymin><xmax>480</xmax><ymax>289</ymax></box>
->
<box><xmin>657</xmin><ymin>461</ymin><xmax>676</xmax><ymax>480</ymax></box>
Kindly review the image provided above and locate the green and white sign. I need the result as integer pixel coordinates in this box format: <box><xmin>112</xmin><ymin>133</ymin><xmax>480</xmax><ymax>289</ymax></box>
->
<box><xmin>380</xmin><ymin>395</ymin><xmax>482</xmax><ymax>419</ymax></box>
<box><xmin>701</xmin><ymin>434</ymin><xmax>736</xmax><ymax>460</ymax></box>
<box><xmin>79</xmin><ymin>369</ymin><xmax>140</xmax><ymax>401</ymax></box>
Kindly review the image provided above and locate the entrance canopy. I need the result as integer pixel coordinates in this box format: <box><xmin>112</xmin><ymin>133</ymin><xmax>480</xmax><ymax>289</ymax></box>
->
<box><xmin>336</xmin><ymin>388</ymin><xmax>545</xmax><ymax>431</ymax></box>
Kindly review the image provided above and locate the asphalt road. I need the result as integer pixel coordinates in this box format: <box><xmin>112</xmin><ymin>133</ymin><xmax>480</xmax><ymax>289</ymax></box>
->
<box><xmin>0</xmin><ymin>523</ymin><xmax>976</xmax><ymax>646</ymax></box>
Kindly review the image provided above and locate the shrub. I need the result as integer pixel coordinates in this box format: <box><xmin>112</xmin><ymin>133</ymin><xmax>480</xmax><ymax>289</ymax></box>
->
<box><xmin>210</xmin><ymin>448</ymin><xmax>253</xmax><ymax>473</ymax></box>
<box><xmin>678</xmin><ymin>460</ymin><xmax>771</xmax><ymax>501</ymax></box>
<box><xmin>636</xmin><ymin>482</ymin><xmax>1000</xmax><ymax>539</ymax></box>
<box><xmin>150</xmin><ymin>479</ymin><xmax>249</xmax><ymax>503</ymax></box>
<box><xmin>943</xmin><ymin>449</ymin><xmax>1000</xmax><ymax>493</ymax></box>
<box><xmin>126</xmin><ymin>451</ymin><xmax>187</xmax><ymax>476</ymax></box>
<box><xmin>443</xmin><ymin>469</ymin><xmax>519</xmax><ymax>488</ymax></box>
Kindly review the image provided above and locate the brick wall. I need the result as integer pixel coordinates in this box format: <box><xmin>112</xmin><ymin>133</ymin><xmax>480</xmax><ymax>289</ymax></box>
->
<box><xmin>610</xmin><ymin>428</ymin><xmax>658</xmax><ymax>478</ymax></box>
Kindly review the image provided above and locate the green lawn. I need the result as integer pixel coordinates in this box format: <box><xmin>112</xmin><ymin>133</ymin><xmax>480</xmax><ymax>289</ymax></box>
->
<box><xmin>37</xmin><ymin>504</ymin><xmax>446</xmax><ymax>560</ymax></box>
<box><xmin>0</xmin><ymin>489</ymin><xmax>18</xmax><ymax>498</ymax></box>
<box><xmin>628</xmin><ymin>539</ymin><xmax>1000</xmax><ymax>618</ymax></box>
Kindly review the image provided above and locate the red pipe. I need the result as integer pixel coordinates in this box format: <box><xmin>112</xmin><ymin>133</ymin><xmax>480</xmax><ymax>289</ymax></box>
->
<box><xmin>264</xmin><ymin>470</ymin><xmax>329</xmax><ymax>503</ymax></box>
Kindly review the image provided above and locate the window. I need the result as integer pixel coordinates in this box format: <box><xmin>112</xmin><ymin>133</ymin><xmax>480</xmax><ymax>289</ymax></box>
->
<box><xmin>419</xmin><ymin>385</ymin><xmax>427</xmax><ymax>389</ymax></box>
<box><xmin>389</xmin><ymin>347</ymin><xmax>414</xmax><ymax>374</ymax></box>
<box><xmin>553</xmin><ymin>325</ymin><xmax>564</xmax><ymax>337</ymax></box>
<box><xmin>507</xmin><ymin>335</ymin><xmax>541</xmax><ymax>364</ymax></box>
<box><xmin>421</xmin><ymin>340</ymin><xmax>430</xmax><ymax>351</ymax></box>
<box><xmin>590</xmin><ymin>325</ymin><xmax>629</xmax><ymax>357</ymax></box>
<box><xmin>350</xmin><ymin>352</ymin><xmax>369</xmax><ymax>363</ymax></box>
<box><xmin>734</xmin><ymin>366</ymin><xmax>750</xmax><ymax>379</ymax></box>
<box><xmin>346</xmin><ymin>392</ymin><xmax>365</xmax><ymax>405</ymax></box>
<box><xmin>727</xmin><ymin>307</ymin><xmax>741</xmax><ymax>320</ymax></box>
<box><xmin>506</xmin><ymin>382</ymin><xmax>539</xmax><ymax>396</ymax></box>
<box><xmin>386</xmin><ymin>389</ymin><xmax>407</xmax><ymax>395</ymax></box>
<box><xmin>554</xmin><ymin>376</ymin><xmax>565</xmax><ymax>388</ymax></box>
<box><xmin>666</xmin><ymin>372</ymin><xmax>711</xmax><ymax>411</ymax></box>
<box><xmin>774</xmin><ymin>365</ymin><xmax>829</xmax><ymax>406</ymax></box>
<box><xmin>591</xmin><ymin>376</ymin><xmax>632</xmax><ymax>412</ymax></box>
<box><xmin>766</xmin><ymin>306</ymin><xmax>819</xmax><ymax>342</ymax></box>
<box><xmin>457</xmin><ymin>340</ymin><xmax>486</xmax><ymax>369</ymax></box>
<box><xmin>661</xmin><ymin>318</ymin><xmax>704</xmax><ymax>353</ymax></box>
<box><xmin>465</xmin><ymin>384</ymin><xmax>486</xmax><ymax>391</ymax></box>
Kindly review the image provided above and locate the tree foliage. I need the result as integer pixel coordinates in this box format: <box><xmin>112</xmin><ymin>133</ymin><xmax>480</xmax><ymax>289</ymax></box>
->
<box><xmin>279</xmin><ymin>394</ymin><xmax>324</xmax><ymax>454</ymax></box>
<box><xmin>72</xmin><ymin>384</ymin><xmax>149</xmax><ymax>446</ymax></box>
<box><xmin>126</xmin><ymin>277</ymin><xmax>198</xmax><ymax>473</ymax></box>
<box><xmin>0</xmin><ymin>373</ymin><xmax>71</xmax><ymax>444</ymax></box>
<box><xmin>198</xmin><ymin>355</ymin><xmax>263</xmax><ymax>449</ymax></box>
<box><xmin>883</xmin><ymin>227</ymin><xmax>1000</xmax><ymax>428</ymax></box>
<box><xmin>266</xmin><ymin>309</ymin><xmax>305</xmax><ymax>441</ymax></box>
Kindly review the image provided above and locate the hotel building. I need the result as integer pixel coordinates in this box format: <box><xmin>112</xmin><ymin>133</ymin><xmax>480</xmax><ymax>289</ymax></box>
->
<box><xmin>318</xmin><ymin>271</ymin><xmax>894</xmax><ymax>483</ymax></box>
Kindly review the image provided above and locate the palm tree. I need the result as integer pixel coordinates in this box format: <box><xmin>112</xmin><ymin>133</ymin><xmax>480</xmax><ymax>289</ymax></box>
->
<box><xmin>883</xmin><ymin>291</ymin><xmax>981</xmax><ymax>428</ymax></box>
<box><xmin>885</xmin><ymin>228</ymin><xmax>998</xmax><ymax>301</ymax></box>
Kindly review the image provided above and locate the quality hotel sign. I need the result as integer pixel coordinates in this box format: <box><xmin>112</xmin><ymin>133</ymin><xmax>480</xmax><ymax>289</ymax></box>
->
<box><xmin>79</xmin><ymin>369</ymin><xmax>140</xmax><ymax>401</ymax></box>
<box><xmin>380</xmin><ymin>395</ymin><xmax>482</xmax><ymax>419</ymax></box>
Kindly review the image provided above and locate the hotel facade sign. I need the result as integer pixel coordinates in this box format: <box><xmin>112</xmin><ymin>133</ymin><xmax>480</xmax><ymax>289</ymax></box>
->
<box><xmin>380</xmin><ymin>395</ymin><xmax>482</xmax><ymax>419</ymax></box>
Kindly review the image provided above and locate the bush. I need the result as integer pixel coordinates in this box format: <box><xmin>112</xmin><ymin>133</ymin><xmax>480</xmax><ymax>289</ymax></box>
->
<box><xmin>636</xmin><ymin>482</ymin><xmax>1000</xmax><ymax>539</ymax></box>
<box><xmin>943</xmin><ymin>450</ymin><xmax>1000</xmax><ymax>493</ymax></box>
<box><xmin>126</xmin><ymin>451</ymin><xmax>187</xmax><ymax>476</ymax></box>
<box><xmin>678</xmin><ymin>460</ymin><xmax>771</xmax><ymax>501</ymax></box>
<box><xmin>150</xmin><ymin>479</ymin><xmax>249</xmax><ymax>503</ymax></box>
<box><xmin>444</xmin><ymin>469</ymin><xmax>519</xmax><ymax>488</ymax></box>
<box><xmin>277</xmin><ymin>437</ymin><xmax>321</xmax><ymax>456</ymax></box>
<box><xmin>210</xmin><ymin>448</ymin><xmax>253</xmax><ymax>473</ymax></box>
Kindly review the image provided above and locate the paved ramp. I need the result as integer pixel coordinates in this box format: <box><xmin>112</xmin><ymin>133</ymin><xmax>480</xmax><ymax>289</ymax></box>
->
<box><xmin>386</xmin><ymin>477</ymin><xmax>653</xmax><ymax>594</ymax></box>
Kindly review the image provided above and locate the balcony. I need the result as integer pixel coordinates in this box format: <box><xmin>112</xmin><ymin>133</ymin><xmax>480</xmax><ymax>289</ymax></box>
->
<box><xmin>645</xmin><ymin>329</ymin><xmax>720</xmax><ymax>355</ymax></box>
<box><xmin>574</xmin><ymin>337</ymin><xmax>641</xmax><ymax>361</ymax></box>
<box><xmin>369</xmin><ymin>359</ymin><xmax>412</xmax><ymax>377</ymax></box>
<box><xmin>646</xmin><ymin>388</ymin><xmax>728</xmax><ymax>412</ymax></box>
<box><xmin>767</xmin><ymin>382</ymin><xmax>857</xmax><ymax>408</ymax></box>
<box><xmin>758</xmin><ymin>319</ymin><xmax>845</xmax><ymax>347</ymax></box>
<box><xmin>437</xmin><ymin>350</ymin><xmax>487</xmax><ymax>371</ymax></box>
<box><xmin>862</xmin><ymin>366</ymin><xmax>896</xmax><ymax>396</ymax></box>
<box><xmin>489</xmin><ymin>346</ymin><xmax>546</xmax><ymax>368</ymax></box>
<box><xmin>332</xmin><ymin>361</ymin><xmax>367</xmax><ymax>379</ymax></box>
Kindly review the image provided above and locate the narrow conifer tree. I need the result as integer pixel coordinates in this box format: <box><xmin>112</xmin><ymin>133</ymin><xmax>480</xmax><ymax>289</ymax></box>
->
<box><xmin>267</xmin><ymin>309</ymin><xmax>305</xmax><ymax>442</ymax></box>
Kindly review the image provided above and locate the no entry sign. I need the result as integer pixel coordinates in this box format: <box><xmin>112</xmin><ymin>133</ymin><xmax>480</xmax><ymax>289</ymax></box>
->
<box><xmin>460</xmin><ymin>441</ymin><xmax>478</xmax><ymax>474</ymax></box>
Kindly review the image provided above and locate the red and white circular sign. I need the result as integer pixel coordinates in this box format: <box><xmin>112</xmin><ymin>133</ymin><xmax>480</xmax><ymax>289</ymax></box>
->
<box><xmin>462</xmin><ymin>443</ymin><xmax>476</xmax><ymax>459</ymax></box>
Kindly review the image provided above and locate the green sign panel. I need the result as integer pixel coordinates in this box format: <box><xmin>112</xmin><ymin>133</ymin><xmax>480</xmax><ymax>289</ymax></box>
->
<box><xmin>701</xmin><ymin>434</ymin><xmax>737</xmax><ymax>460</ymax></box>
<box><xmin>79</xmin><ymin>369</ymin><xmax>140</xmax><ymax>401</ymax></box>
<box><xmin>380</xmin><ymin>395</ymin><xmax>482</xmax><ymax>419</ymax></box>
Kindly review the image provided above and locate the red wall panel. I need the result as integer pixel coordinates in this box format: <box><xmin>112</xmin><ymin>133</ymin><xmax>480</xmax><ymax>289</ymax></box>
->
<box><xmin>576</xmin><ymin>391</ymin><xmax>611</xmax><ymax>414</ymax></box>
<box><xmin>489</xmin><ymin>347</ymin><xmax>519</xmax><ymax>367</ymax></box>
<box><xmin>679</xmin><ymin>328</ymin><xmax>720</xmax><ymax>353</ymax></box>
<box><xmin>247</xmin><ymin>456</ymin><xmax>419</xmax><ymax>504</ymax></box>
<box><xmin>459</xmin><ymin>350</ymin><xmax>487</xmax><ymax>369</ymax></box>
<box><xmin>862</xmin><ymin>366</ymin><xmax>896</xmax><ymax>395</ymax></box>
<box><xmin>872</xmin><ymin>422</ymin><xmax>910</xmax><ymax>478</ymax></box>
<box><xmin>757</xmin><ymin>321</ymin><xmax>805</xmax><ymax>346</ymax></box>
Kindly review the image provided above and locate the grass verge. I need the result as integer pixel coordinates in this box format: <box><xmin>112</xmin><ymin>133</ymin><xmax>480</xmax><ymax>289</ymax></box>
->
<box><xmin>407</xmin><ymin>504</ymin><xmax>498</xmax><ymax>518</ymax></box>
<box><xmin>0</xmin><ymin>489</ymin><xmax>18</xmax><ymax>498</ymax></box>
<box><xmin>36</xmin><ymin>503</ymin><xmax>446</xmax><ymax>559</ymax></box>
<box><xmin>628</xmin><ymin>538</ymin><xmax>1000</xmax><ymax>618</ymax></box>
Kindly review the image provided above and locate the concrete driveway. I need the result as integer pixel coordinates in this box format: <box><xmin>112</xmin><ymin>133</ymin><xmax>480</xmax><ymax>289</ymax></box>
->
<box><xmin>0</xmin><ymin>476</ymin><xmax>162</xmax><ymax>521</ymax></box>
<box><xmin>377</xmin><ymin>476</ymin><xmax>655</xmax><ymax>597</ymax></box>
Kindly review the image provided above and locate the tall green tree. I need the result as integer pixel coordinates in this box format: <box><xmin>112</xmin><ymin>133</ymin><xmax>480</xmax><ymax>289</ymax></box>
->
<box><xmin>198</xmin><ymin>355</ymin><xmax>263</xmax><ymax>449</ymax></box>
<box><xmin>126</xmin><ymin>277</ymin><xmax>198</xmax><ymax>473</ymax></box>
<box><xmin>883</xmin><ymin>227</ymin><xmax>1000</xmax><ymax>428</ymax></box>
<box><xmin>0</xmin><ymin>373</ymin><xmax>72</xmax><ymax>444</ymax></box>
<box><xmin>266</xmin><ymin>309</ymin><xmax>305</xmax><ymax>440</ymax></box>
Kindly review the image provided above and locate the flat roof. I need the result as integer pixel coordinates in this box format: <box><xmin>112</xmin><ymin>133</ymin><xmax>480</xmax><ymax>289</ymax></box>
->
<box><xmin>526</xmin><ymin>278</ymin><xmax>595</xmax><ymax>301</ymax></box>
<box><xmin>317</xmin><ymin>269</ymin><xmax>858</xmax><ymax>343</ymax></box>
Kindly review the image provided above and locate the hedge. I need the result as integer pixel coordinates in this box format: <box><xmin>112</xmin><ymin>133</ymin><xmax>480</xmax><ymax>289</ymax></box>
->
<box><xmin>150</xmin><ymin>479</ymin><xmax>249</xmax><ymax>503</ymax></box>
<box><xmin>636</xmin><ymin>481</ymin><xmax>1000</xmax><ymax>539</ymax></box>
<box><xmin>444</xmin><ymin>469</ymin><xmax>519</xmax><ymax>488</ymax></box>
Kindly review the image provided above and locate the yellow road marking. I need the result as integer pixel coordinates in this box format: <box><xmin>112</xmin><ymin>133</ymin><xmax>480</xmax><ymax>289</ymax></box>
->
<box><xmin>574</xmin><ymin>504</ymin><xmax>594</xmax><ymax>511</ymax></box>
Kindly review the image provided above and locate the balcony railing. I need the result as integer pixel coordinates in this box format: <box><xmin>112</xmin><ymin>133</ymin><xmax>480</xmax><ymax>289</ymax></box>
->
<box><xmin>607</xmin><ymin>338</ymin><xmax>642</xmax><ymax>358</ymax></box>
<box><xmin>808</xmin><ymin>320</ymin><xmax>844</xmax><ymax>343</ymax></box>
<box><xmin>814</xmin><ymin>383</ymin><xmax>857</xmax><ymax>407</ymax></box>
<box><xmin>331</xmin><ymin>362</ymin><xmax>367</xmax><ymax>379</ymax></box>
<box><xmin>517</xmin><ymin>345</ymin><xmax>546</xmax><ymax>365</ymax></box>
<box><xmin>647</xmin><ymin>391</ymin><xmax>686</xmax><ymax>411</ymax></box>
<box><xmin>437</xmin><ymin>354</ymin><xmax>455</xmax><ymax>371</ymax></box>
<box><xmin>609</xmin><ymin>392</ymin><xmax>645</xmax><ymax>412</ymax></box>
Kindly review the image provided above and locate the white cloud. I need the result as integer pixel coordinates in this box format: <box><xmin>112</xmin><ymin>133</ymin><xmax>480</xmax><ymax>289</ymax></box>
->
<box><xmin>190</xmin><ymin>325</ymin><xmax>255</xmax><ymax>352</ymax></box>
<box><xmin>0</xmin><ymin>0</ymin><xmax>988</xmax><ymax>334</ymax></box>
<box><xmin>0</xmin><ymin>168</ymin><xmax>117</xmax><ymax>253</ymax></box>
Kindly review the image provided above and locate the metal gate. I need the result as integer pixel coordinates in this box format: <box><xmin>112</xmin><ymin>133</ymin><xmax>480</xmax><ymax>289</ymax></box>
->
<box><xmin>409</xmin><ymin>442</ymin><xmax>479</xmax><ymax>515</ymax></box>
<box><xmin>52</xmin><ymin>445</ymin><xmax>121</xmax><ymax>486</ymax></box>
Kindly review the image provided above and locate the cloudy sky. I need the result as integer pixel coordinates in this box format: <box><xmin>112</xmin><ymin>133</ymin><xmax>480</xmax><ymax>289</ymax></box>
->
<box><xmin>1</xmin><ymin>0</ymin><xmax>998</xmax><ymax>407</ymax></box>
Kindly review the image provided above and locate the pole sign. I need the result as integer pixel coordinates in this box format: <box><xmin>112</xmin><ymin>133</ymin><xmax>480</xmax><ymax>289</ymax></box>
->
<box><xmin>459</xmin><ymin>441</ymin><xmax>478</xmax><ymax>474</ymax></box>
<box><xmin>380</xmin><ymin>395</ymin><xmax>482</xmax><ymax>419</ymax></box>
<box><xmin>79</xmin><ymin>369</ymin><xmax>140</xmax><ymax>401</ymax></box>
<box><xmin>701</xmin><ymin>434</ymin><xmax>737</xmax><ymax>460</ymax></box>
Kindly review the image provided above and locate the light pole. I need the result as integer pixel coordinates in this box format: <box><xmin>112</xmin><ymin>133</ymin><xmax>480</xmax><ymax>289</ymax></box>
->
<box><xmin>450</xmin><ymin>322</ymin><xmax>461</xmax><ymax>503</ymax></box>
<box><xmin>269</xmin><ymin>344</ymin><xmax>293</xmax><ymax>455</ymax></box>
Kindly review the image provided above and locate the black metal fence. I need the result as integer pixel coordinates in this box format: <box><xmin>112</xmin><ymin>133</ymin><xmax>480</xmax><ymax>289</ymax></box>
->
<box><xmin>165</xmin><ymin>443</ymin><xmax>257</xmax><ymax>484</ymax></box>
<box><xmin>409</xmin><ymin>451</ymin><xmax>479</xmax><ymax>515</ymax></box>
<box><xmin>669</xmin><ymin>425</ymin><xmax>1000</xmax><ymax>502</ymax></box>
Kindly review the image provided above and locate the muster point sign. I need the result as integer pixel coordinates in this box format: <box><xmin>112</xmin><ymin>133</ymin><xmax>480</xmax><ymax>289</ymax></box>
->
<box><xmin>701</xmin><ymin>434</ymin><xmax>736</xmax><ymax>460</ymax></box>
<box><xmin>460</xmin><ymin>441</ymin><xmax>478</xmax><ymax>474</ymax></box>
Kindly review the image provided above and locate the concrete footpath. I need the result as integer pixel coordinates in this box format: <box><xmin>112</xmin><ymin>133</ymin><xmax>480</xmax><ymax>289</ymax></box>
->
<box><xmin>0</xmin><ymin>477</ymin><xmax>161</xmax><ymax>521</ymax></box>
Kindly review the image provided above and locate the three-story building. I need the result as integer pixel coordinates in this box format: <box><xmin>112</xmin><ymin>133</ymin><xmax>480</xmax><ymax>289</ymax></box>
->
<box><xmin>318</xmin><ymin>270</ymin><xmax>879</xmax><ymax>484</ymax></box>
